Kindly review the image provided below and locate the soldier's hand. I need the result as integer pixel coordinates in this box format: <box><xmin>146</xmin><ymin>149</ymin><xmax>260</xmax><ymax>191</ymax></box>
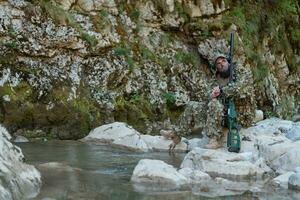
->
<box><xmin>211</xmin><ymin>86</ymin><xmax>220</xmax><ymax>98</ymax></box>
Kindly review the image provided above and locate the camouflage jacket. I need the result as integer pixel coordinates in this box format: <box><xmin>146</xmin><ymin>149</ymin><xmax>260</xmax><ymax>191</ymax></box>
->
<box><xmin>218</xmin><ymin>63</ymin><xmax>254</xmax><ymax>99</ymax></box>
<box><xmin>209</xmin><ymin>63</ymin><xmax>256</xmax><ymax>127</ymax></box>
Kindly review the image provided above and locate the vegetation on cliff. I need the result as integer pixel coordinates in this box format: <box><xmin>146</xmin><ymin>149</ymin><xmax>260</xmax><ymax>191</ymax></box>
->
<box><xmin>0</xmin><ymin>0</ymin><xmax>299</xmax><ymax>139</ymax></box>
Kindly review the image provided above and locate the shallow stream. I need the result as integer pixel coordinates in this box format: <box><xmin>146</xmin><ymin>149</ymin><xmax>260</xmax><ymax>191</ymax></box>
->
<box><xmin>17</xmin><ymin>140</ymin><xmax>299</xmax><ymax>200</ymax></box>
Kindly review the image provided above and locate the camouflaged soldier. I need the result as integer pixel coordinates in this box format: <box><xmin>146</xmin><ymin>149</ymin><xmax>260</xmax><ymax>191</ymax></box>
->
<box><xmin>205</xmin><ymin>54</ymin><xmax>256</xmax><ymax>149</ymax></box>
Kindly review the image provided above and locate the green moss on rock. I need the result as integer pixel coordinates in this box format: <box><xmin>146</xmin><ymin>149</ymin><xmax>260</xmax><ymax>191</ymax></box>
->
<box><xmin>113</xmin><ymin>95</ymin><xmax>155</xmax><ymax>133</ymax></box>
<box><xmin>0</xmin><ymin>83</ymin><xmax>102</xmax><ymax>140</ymax></box>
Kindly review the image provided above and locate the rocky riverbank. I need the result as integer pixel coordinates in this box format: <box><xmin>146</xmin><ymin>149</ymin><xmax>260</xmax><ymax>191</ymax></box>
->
<box><xmin>82</xmin><ymin>118</ymin><xmax>300</xmax><ymax>197</ymax></box>
<box><xmin>0</xmin><ymin>125</ymin><xmax>41</xmax><ymax>200</ymax></box>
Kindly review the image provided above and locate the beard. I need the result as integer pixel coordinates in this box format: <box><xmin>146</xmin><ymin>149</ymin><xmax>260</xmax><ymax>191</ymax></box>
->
<box><xmin>217</xmin><ymin>66</ymin><xmax>230</xmax><ymax>78</ymax></box>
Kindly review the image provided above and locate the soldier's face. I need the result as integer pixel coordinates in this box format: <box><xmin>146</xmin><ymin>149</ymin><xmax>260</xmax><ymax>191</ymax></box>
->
<box><xmin>216</xmin><ymin>57</ymin><xmax>229</xmax><ymax>72</ymax></box>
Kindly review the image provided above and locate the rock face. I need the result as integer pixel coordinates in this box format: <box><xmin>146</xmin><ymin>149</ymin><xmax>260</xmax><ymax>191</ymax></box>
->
<box><xmin>177</xmin><ymin>101</ymin><xmax>207</xmax><ymax>135</ymax></box>
<box><xmin>0</xmin><ymin>125</ymin><xmax>41</xmax><ymax>200</ymax></box>
<box><xmin>184</xmin><ymin>0</ymin><xmax>227</xmax><ymax>17</ymax></box>
<box><xmin>0</xmin><ymin>0</ymin><xmax>298</xmax><ymax>139</ymax></box>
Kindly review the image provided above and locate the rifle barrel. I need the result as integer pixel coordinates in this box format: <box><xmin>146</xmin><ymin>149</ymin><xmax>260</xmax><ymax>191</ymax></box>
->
<box><xmin>229</xmin><ymin>33</ymin><xmax>234</xmax><ymax>82</ymax></box>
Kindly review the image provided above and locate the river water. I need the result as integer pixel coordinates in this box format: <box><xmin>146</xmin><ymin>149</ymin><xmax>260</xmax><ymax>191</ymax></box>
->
<box><xmin>16</xmin><ymin>140</ymin><xmax>299</xmax><ymax>200</ymax></box>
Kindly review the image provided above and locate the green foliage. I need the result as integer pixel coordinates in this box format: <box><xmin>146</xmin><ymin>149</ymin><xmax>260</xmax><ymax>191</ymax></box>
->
<box><xmin>91</xmin><ymin>9</ymin><xmax>111</xmax><ymax>33</ymax></box>
<box><xmin>113</xmin><ymin>46</ymin><xmax>130</xmax><ymax>57</ymax></box>
<box><xmin>230</xmin><ymin>7</ymin><xmax>246</xmax><ymax>26</ymax></box>
<box><xmin>113</xmin><ymin>43</ymin><xmax>135</xmax><ymax>70</ymax></box>
<box><xmin>187</xmin><ymin>19</ymin><xmax>213</xmax><ymax>40</ymax></box>
<box><xmin>253</xmin><ymin>62</ymin><xmax>269</xmax><ymax>83</ymax></box>
<box><xmin>1</xmin><ymin>41</ymin><xmax>18</xmax><ymax>49</ymax></box>
<box><xmin>290</xmin><ymin>28</ymin><xmax>300</xmax><ymax>44</ymax></box>
<box><xmin>200</xmin><ymin>29</ymin><xmax>212</xmax><ymax>39</ymax></box>
<box><xmin>157</xmin><ymin>55</ymin><xmax>171</xmax><ymax>67</ymax></box>
<box><xmin>245</xmin><ymin>21</ymin><xmax>258</xmax><ymax>36</ymax></box>
<box><xmin>174</xmin><ymin>50</ymin><xmax>198</xmax><ymax>67</ymax></box>
<box><xmin>72</xmin><ymin>98</ymin><xmax>96</xmax><ymax>122</ymax></box>
<box><xmin>100</xmin><ymin>9</ymin><xmax>109</xmax><ymax>18</ymax></box>
<box><xmin>139</xmin><ymin>45</ymin><xmax>170</xmax><ymax>66</ymax></box>
<box><xmin>222</xmin><ymin>4</ymin><xmax>259</xmax><ymax>64</ymax></box>
<box><xmin>113</xmin><ymin>95</ymin><xmax>155</xmax><ymax>132</ymax></box>
<box><xmin>160</xmin><ymin>33</ymin><xmax>173</xmax><ymax>47</ymax></box>
<box><xmin>81</xmin><ymin>32</ymin><xmax>98</xmax><ymax>47</ymax></box>
<box><xmin>174</xmin><ymin>1</ymin><xmax>189</xmax><ymax>22</ymax></box>
<box><xmin>0</xmin><ymin>81</ymin><xmax>102</xmax><ymax>139</ymax></box>
<box><xmin>39</xmin><ymin>0</ymin><xmax>78</xmax><ymax>27</ymax></box>
<box><xmin>125</xmin><ymin>56</ymin><xmax>135</xmax><ymax>69</ymax></box>
<box><xmin>153</xmin><ymin>1</ymin><xmax>168</xmax><ymax>14</ymax></box>
<box><xmin>288</xmin><ymin>25</ymin><xmax>300</xmax><ymax>52</ymax></box>
<box><xmin>279</xmin><ymin>95</ymin><xmax>296</xmax><ymax>119</ymax></box>
<box><xmin>129</xmin><ymin>93</ymin><xmax>141</xmax><ymax>104</ymax></box>
<box><xmin>221</xmin><ymin>0</ymin><xmax>299</xmax><ymax>79</ymax></box>
<box><xmin>8</xmin><ymin>27</ymin><xmax>17</xmax><ymax>37</ymax></box>
<box><xmin>0</xmin><ymin>82</ymin><xmax>32</xmax><ymax>102</ymax></box>
<box><xmin>36</xmin><ymin>0</ymin><xmax>99</xmax><ymax>47</ymax></box>
<box><xmin>0</xmin><ymin>82</ymin><xmax>35</xmax><ymax>129</ymax></box>
<box><xmin>264</xmin><ymin>110</ymin><xmax>277</xmax><ymax>119</ymax></box>
<box><xmin>130</xmin><ymin>9</ymin><xmax>140</xmax><ymax>22</ymax></box>
<box><xmin>131</xmin><ymin>9</ymin><xmax>142</xmax><ymax>33</ymax></box>
<box><xmin>276</xmin><ymin>0</ymin><xmax>298</xmax><ymax>14</ymax></box>
<box><xmin>140</xmin><ymin>45</ymin><xmax>156</xmax><ymax>61</ymax></box>
<box><xmin>223</xmin><ymin>0</ymin><xmax>232</xmax><ymax>6</ymax></box>
<box><xmin>43</xmin><ymin>98</ymin><xmax>99</xmax><ymax>139</ymax></box>
<box><xmin>116</xmin><ymin>0</ymin><xmax>138</xmax><ymax>16</ymax></box>
<box><xmin>162</xmin><ymin>92</ymin><xmax>176</xmax><ymax>107</ymax></box>
<box><xmin>208</xmin><ymin>22</ymin><xmax>223</xmax><ymax>33</ymax></box>
<box><xmin>286</xmin><ymin>54</ymin><xmax>299</xmax><ymax>73</ymax></box>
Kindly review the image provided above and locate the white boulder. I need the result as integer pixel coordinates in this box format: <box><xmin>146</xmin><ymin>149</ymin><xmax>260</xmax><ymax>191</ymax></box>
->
<box><xmin>180</xmin><ymin>148</ymin><xmax>270</xmax><ymax>180</ymax></box>
<box><xmin>14</xmin><ymin>135</ymin><xmax>29</xmax><ymax>143</ymax></box>
<box><xmin>83</xmin><ymin>122</ymin><xmax>189</xmax><ymax>152</ymax></box>
<box><xmin>187</xmin><ymin>137</ymin><xmax>209</xmax><ymax>151</ymax></box>
<box><xmin>82</xmin><ymin>122</ymin><xmax>151</xmax><ymax>152</ymax></box>
<box><xmin>0</xmin><ymin>125</ymin><xmax>41</xmax><ymax>200</ymax></box>
<box><xmin>131</xmin><ymin>159</ymin><xmax>188</xmax><ymax>191</ymax></box>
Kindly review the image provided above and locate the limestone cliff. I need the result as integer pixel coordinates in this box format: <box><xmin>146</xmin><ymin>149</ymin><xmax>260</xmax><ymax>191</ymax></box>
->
<box><xmin>0</xmin><ymin>0</ymin><xmax>299</xmax><ymax>139</ymax></box>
